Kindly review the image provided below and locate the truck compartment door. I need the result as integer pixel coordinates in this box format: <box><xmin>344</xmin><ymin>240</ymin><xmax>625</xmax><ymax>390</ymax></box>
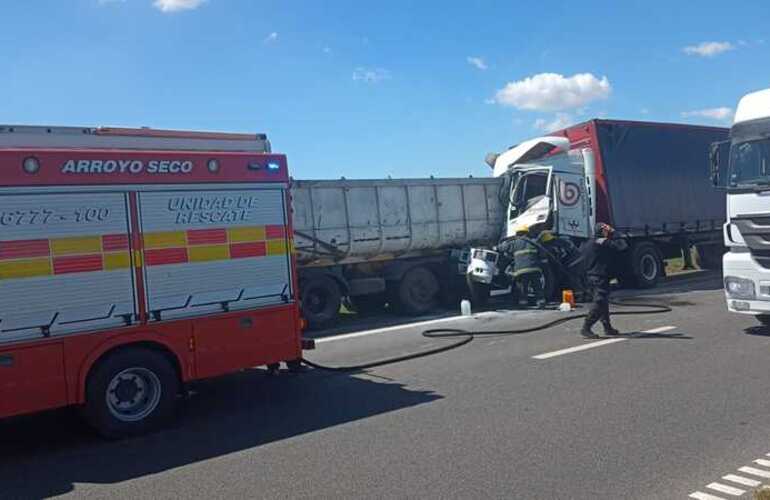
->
<box><xmin>0</xmin><ymin>193</ymin><xmax>135</xmax><ymax>342</ymax></box>
<box><xmin>137</xmin><ymin>188</ymin><xmax>294</xmax><ymax>322</ymax></box>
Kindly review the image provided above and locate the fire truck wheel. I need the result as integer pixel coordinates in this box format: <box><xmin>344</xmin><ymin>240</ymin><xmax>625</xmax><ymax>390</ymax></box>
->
<box><xmin>301</xmin><ymin>276</ymin><xmax>342</xmax><ymax>329</ymax></box>
<box><xmin>83</xmin><ymin>348</ymin><xmax>180</xmax><ymax>439</ymax></box>
<box><xmin>396</xmin><ymin>266</ymin><xmax>440</xmax><ymax>315</ymax></box>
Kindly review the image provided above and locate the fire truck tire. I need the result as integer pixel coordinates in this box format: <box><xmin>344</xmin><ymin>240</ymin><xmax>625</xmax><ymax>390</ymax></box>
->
<box><xmin>301</xmin><ymin>276</ymin><xmax>342</xmax><ymax>329</ymax></box>
<box><xmin>395</xmin><ymin>266</ymin><xmax>440</xmax><ymax>315</ymax></box>
<box><xmin>83</xmin><ymin>348</ymin><xmax>180</xmax><ymax>439</ymax></box>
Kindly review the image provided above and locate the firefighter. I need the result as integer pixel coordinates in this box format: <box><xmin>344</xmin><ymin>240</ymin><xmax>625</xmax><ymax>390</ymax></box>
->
<box><xmin>538</xmin><ymin>230</ymin><xmax>582</xmax><ymax>296</ymax></box>
<box><xmin>579</xmin><ymin>223</ymin><xmax>628</xmax><ymax>338</ymax></box>
<box><xmin>499</xmin><ymin>226</ymin><xmax>546</xmax><ymax>309</ymax></box>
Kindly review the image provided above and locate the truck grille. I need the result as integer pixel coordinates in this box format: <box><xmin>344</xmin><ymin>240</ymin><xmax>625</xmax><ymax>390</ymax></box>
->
<box><xmin>732</xmin><ymin>216</ymin><xmax>770</xmax><ymax>268</ymax></box>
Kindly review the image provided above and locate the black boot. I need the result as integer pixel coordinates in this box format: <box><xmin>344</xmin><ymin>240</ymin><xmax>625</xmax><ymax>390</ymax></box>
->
<box><xmin>602</xmin><ymin>322</ymin><xmax>620</xmax><ymax>336</ymax></box>
<box><xmin>580</xmin><ymin>311</ymin><xmax>600</xmax><ymax>339</ymax></box>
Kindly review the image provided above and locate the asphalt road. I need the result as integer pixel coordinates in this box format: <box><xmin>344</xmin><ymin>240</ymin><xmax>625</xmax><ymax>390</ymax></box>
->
<box><xmin>4</xmin><ymin>271</ymin><xmax>770</xmax><ymax>499</ymax></box>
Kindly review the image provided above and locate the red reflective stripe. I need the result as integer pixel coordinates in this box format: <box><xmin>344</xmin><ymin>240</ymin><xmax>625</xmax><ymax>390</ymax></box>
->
<box><xmin>229</xmin><ymin>242</ymin><xmax>266</xmax><ymax>259</ymax></box>
<box><xmin>186</xmin><ymin>228</ymin><xmax>228</xmax><ymax>246</ymax></box>
<box><xmin>0</xmin><ymin>239</ymin><xmax>51</xmax><ymax>259</ymax></box>
<box><xmin>101</xmin><ymin>234</ymin><xmax>130</xmax><ymax>251</ymax></box>
<box><xmin>53</xmin><ymin>255</ymin><xmax>103</xmax><ymax>274</ymax></box>
<box><xmin>265</xmin><ymin>225</ymin><xmax>286</xmax><ymax>239</ymax></box>
<box><xmin>144</xmin><ymin>248</ymin><xmax>188</xmax><ymax>266</ymax></box>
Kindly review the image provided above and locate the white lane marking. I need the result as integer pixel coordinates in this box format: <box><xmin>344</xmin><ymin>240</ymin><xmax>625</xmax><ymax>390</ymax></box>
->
<box><xmin>532</xmin><ymin>325</ymin><xmax>677</xmax><ymax>360</ymax></box>
<box><xmin>315</xmin><ymin>316</ymin><xmax>464</xmax><ymax>344</ymax></box>
<box><xmin>706</xmin><ymin>482</ymin><xmax>745</xmax><ymax>496</ymax></box>
<box><xmin>532</xmin><ymin>338</ymin><xmax>626</xmax><ymax>360</ymax></box>
<box><xmin>755</xmin><ymin>458</ymin><xmax>770</xmax><ymax>467</ymax></box>
<box><xmin>689</xmin><ymin>492</ymin><xmax>726</xmax><ymax>500</ymax></box>
<box><xmin>722</xmin><ymin>474</ymin><xmax>761</xmax><ymax>487</ymax></box>
<box><xmin>738</xmin><ymin>466</ymin><xmax>770</xmax><ymax>478</ymax></box>
<box><xmin>641</xmin><ymin>325</ymin><xmax>677</xmax><ymax>334</ymax></box>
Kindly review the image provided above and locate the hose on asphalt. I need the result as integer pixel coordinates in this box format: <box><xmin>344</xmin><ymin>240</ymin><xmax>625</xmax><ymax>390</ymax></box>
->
<box><xmin>301</xmin><ymin>234</ymin><xmax>675</xmax><ymax>372</ymax></box>
<box><xmin>300</xmin><ymin>298</ymin><xmax>672</xmax><ymax>372</ymax></box>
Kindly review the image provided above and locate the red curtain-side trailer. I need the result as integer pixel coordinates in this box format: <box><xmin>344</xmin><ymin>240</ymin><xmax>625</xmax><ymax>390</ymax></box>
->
<box><xmin>0</xmin><ymin>126</ymin><xmax>303</xmax><ymax>437</ymax></box>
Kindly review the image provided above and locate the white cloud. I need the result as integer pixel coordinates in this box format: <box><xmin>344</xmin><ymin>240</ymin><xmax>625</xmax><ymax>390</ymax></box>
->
<box><xmin>264</xmin><ymin>32</ymin><xmax>278</xmax><ymax>44</ymax></box>
<box><xmin>353</xmin><ymin>67</ymin><xmax>391</xmax><ymax>84</ymax></box>
<box><xmin>682</xmin><ymin>41</ymin><xmax>734</xmax><ymax>57</ymax></box>
<box><xmin>153</xmin><ymin>0</ymin><xmax>205</xmax><ymax>12</ymax></box>
<box><xmin>467</xmin><ymin>56</ymin><xmax>488</xmax><ymax>71</ymax></box>
<box><xmin>494</xmin><ymin>72</ymin><xmax>611</xmax><ymax>111</ymax></box>
<box><xmin>533</xmin><ymin>113</ymin><xmax>574</xmax><ymax>133</ymax></box>
<box><xmin>681</xmin><ymin>107</ymin><xmax>734</xmax><ymax>123</ymax></box>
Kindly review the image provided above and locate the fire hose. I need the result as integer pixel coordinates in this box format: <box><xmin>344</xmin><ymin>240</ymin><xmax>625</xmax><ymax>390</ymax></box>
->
<box><xmin>301</xmin><ymin>237</ymin><xmax>672</xmax><ymax>372</ymax></box>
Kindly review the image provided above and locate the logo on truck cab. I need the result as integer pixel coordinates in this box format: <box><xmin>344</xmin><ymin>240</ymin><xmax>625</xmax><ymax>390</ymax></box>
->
<box><xmin>61</xmin><ymin>159</ymin><xmax>194</xmax><ymax>175</ymax></box>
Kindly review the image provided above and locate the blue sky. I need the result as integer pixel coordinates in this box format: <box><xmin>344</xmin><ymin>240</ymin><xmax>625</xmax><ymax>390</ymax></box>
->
<box><xmin>1</xmin><ymin>0</ymin><xmax>768</xmax><ymax>179</ymax></box>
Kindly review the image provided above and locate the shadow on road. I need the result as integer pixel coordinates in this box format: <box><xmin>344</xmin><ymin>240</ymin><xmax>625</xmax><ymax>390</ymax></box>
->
<box><xmin>744</xmin><ymin>325</ymin><xmax>770</xmax><ymax>336</ymax></box>
<box><xmin>0</xmin><ymin>368</ymin><xmax>440</xmax><ymax>498</ymax></box>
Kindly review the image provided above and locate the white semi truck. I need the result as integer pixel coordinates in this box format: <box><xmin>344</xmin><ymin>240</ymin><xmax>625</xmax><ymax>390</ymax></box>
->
<box><xmin>468</xmin><ymin>119</ymin><xmax>729</xmax><ymax>303</ymax></box>
<box><xmin>712</xmin><ymin>88</ymin><xmax>770</xmax><ymax>324</ymax></box>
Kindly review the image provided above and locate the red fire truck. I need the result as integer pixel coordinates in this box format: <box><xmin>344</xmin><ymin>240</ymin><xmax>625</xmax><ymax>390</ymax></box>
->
<box><xmin>0</xmin><ymin>125</ymin><xmax>303</xmax><ymax>437</ymax></box>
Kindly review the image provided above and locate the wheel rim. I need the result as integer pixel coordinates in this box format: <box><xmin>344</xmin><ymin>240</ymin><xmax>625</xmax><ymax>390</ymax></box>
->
<box><xmin>106</xmin><ymin>367</ymin><xmax>162</xmax><ymax>423</ymax></box>
<box><xmin>305</xmin><ymin>289</ymin><xmax>328</xmax><ymax>315</ymax></box>
<box><xmin>640</xmin><ymin>254</ymin><xmax>658</xmax><ymax>281</ymax></box>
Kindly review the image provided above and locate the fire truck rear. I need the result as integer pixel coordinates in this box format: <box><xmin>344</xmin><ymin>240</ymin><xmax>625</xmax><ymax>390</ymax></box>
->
<box><xmin>0</xmin><ymin>125</ymin><xmax>303</xmax><ymax>437</ymax></box>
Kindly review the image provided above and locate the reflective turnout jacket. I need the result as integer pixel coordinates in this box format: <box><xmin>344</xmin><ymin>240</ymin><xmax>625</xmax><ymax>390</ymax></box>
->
<box><xmin>500</xmin><ymin>237</ymin><xmax>543</xmax><ymax>277</ymax></box>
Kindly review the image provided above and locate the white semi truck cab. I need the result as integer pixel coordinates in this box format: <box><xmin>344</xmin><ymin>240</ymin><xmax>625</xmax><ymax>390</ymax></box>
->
<box><xmin>713</xmin><ymin>88</ymin><xmax>770</xmax><ymax>323</ymax></box>
<box><xmin>467</xmin><ymin>136</ymin><xmax>597</xmax><ymax>301</ymax></box>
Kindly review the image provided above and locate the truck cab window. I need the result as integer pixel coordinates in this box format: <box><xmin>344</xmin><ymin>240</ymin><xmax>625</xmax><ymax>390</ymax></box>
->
<box><xmin>509</xmin><ymin>171</ymin><xmax>549</xmax><ymax>218</ymax></box>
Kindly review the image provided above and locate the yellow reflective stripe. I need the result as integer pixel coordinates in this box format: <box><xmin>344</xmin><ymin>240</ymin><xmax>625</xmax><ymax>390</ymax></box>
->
<box><xmin>103</xmin><ymin>252</ymin><xmax>131</xmax><ymax>270</ymax></box>
<box><xmin>267</xmin><ymin>240</ymin><xmax>287</xmax><ymax>255</ymax></box>
<box><xmin>188</xmin><ymin>244</ymin><xmax>230</xmax><ymax>263</ymax></box>
<box><xmin>133</xmin><ymin>250</ymin><xmax>143</xmax><ymax>268</ymax></box>
<box><xmin>50</xmin><ymin>236</ymin><xmax>102</xmax><ymax>256</ymax></box>
<box><xmin>144</xmin><ymin>231</ymin><xmax>186</xmax><ymax>249</ymax></box>
<box><xmin>0</xmin><ymin>258</ymin><xmax>52</xmax><ymax>279</ymax></box>
<box><xmin>514</xmin><ymin>249</ymin><xmax>538</xmax><ymax>256</ymax></box>
<box><xmin>228</xmin><ymin>226</ymin><xmax>266</xmax><ymax>243</ymax></box>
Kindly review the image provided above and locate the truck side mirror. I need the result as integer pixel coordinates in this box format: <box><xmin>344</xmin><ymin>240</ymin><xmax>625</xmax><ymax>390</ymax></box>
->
<box><xmin>709</xmin><ymin>140</ymin><xmax>730</xmax><ymax>189</ymax></box>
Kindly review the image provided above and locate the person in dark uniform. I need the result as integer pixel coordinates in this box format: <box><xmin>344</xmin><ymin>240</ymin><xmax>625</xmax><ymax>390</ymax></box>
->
<box><xmin>499</xmin><ymin>226</ymin><xmax>546</xmax><ymax>309</ymax></box>
<box><xmin>579</xmin><ymin>223</ymin><xmax>628</xmax><ymax>338</ymax></box>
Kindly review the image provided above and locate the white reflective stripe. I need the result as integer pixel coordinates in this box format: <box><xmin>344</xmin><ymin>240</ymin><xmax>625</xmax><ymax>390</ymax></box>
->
<box><xmin>706</xmin><ymin>482</ymin><xmax>745</xmax><ymax>496</ymax></box>
<box><xmin>689</xmin><ymin>491</ymin><xmax>726</xmax><ymax>500</ymax></box>
<box><xmin>532</xmin><ymin>338</ymin><xmax>626</xmax><ymax>359</ymax></box>
<box><xmin>739</xmin><ymin>466</ymin><xmax>770</xmax><ymax>478</ymax></box>
<box><xmin>722</xmin><ymin>474</ymin><xmax>761</xmax><ymax>487</ymax></box>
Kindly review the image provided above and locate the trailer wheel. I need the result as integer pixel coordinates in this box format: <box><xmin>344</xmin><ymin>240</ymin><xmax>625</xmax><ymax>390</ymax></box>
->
<box><xmin>83</xmin><ymin>348</ymin><xmax>180</xmax><ymax>439</ymax></box>
<box><xmin>395</xmin><ymin>266</ymin><xmax>440</xmax><ymax>315</ymax></box>
<box><xmin>694</xmin><ymin>243</ymin><xmax>725</xmax><ymax>270</ymax></box>
<box><xmin>466</xmin><ymin>275</ymin><xmax>491</xmax><ymax>308</ymax></box>
<box><xmin>301</xmin><ymin>276</ymin><xmax>342</xmax><ymax>329</ymax></box>
<box><xmin>630</xmin><ymin>242</ymin><xmax>663</xmax><ymax>289</ymax></box>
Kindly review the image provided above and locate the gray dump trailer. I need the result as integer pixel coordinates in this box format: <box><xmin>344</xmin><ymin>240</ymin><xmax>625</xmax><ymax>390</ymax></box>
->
<box><xmin>291</xmin><ymin>177</ymin><xmax>504</xmax><ymax>327</ymax></box>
